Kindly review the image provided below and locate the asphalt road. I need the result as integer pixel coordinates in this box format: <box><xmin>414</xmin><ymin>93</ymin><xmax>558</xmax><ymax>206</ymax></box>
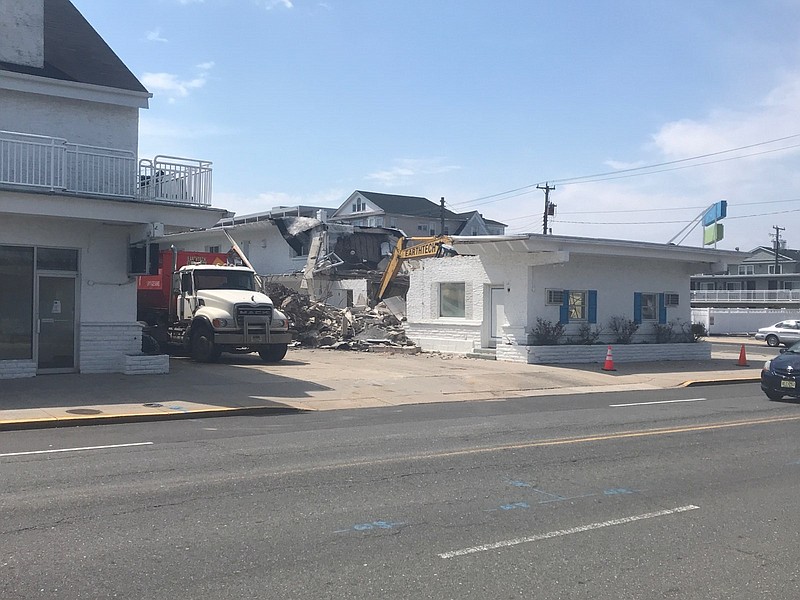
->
<box><xmin>2</xmin><ymin>382</ymin><xmax>800</xmax><ymax>599</ymax></box>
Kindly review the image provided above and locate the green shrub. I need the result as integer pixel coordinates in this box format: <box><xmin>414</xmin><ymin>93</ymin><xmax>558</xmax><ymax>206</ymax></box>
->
<box><xmin>607</xmin><ymin>316</ymin><xmax>638</xmax><ymax>344</ymax></box>
<box><xmin>572</xmin><ymin>323</ymin><xmax>603</xmax><ymax>345</ymax></box>
<box><xmin>531</xmin><ymin>318</ymin><xmax>565</xmax><ymax>345</ymax></box>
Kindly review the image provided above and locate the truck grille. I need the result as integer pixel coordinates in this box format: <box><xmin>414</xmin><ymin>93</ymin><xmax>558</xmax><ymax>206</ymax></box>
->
<box><xmin>235</xmin><ymin>304</ymin><xmax>272</xmax><ymax>328</ymax></box>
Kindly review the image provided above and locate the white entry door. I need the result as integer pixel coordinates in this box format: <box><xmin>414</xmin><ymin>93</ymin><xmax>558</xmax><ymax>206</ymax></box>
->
<box><xmin>489</xmin><ymin>286</ymin><xmax>506</xmax><ymax>348</ymax></box>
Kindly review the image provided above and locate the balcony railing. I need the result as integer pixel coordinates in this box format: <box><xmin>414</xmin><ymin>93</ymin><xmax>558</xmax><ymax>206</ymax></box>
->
<box><xmin>691</xmin><ymin>290</ymin><xmax>800</xmax><ymax>304</ymax></box>
<box><xmin>0</xmin><ymin>130</ymin><xmax>211</xmax><ymax>205</ymax></box>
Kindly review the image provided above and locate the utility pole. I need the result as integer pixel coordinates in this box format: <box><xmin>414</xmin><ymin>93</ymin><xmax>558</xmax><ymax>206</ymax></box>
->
<box><xmin>772</xmin><ymin>225</ymin><xmax>785</xmax><ymax>275</ymax></box>
<box><xmin>440</xmin><ymin>197</ymin><xmax>445</xmax><ymax>236</ymax></box>
<box><xmin>537</xmin><ymin>183</ymin><xmax>555</xmax><ymax>235</ymax></box>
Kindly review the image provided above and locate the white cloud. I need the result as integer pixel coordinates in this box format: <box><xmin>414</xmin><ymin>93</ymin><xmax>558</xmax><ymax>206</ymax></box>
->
<box><xmin>366</xmin><ymin>158</ymin><xmax>461</xmax><ymax>186</ymax></box>
<box><xmin>255</xmin><ymin>0</ymin><xmax>294</xmax><ymax>9</ymax></box>
<box><xmin>145</xmin><ymin>29</ymin><xmax>168</xmax><ymax>43</ymax></box>
<box><xmin>140</xmin><ymin>63</ymin><xmax>214</xmax><ymax>102</ymax></box>
<box><xmin>529</xmin><ymin>70</ymin><xmax>800</xmax><ymax>250</ymax></box>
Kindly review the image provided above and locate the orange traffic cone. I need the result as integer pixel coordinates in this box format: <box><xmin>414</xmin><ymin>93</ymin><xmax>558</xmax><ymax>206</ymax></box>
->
<box><xmin>602</xmin><ymin>345</ymin><xmax>616</xmax><ymax>371</ymax></box>
<box><xmin>736</xmin><ymin>344</ymin><xmax>749</xmax><ymax>367</ymax></box>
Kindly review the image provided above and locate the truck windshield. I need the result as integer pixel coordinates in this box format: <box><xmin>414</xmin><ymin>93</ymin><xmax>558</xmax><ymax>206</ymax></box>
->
<box><xmin>193</xmin><ymin>269</ymin><xmax>255</xmax><ymax>291</ymax></box>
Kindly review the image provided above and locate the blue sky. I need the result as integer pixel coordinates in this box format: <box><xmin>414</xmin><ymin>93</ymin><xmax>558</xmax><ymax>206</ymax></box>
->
<box><xmin>73</xmin><ymin>0</ymin><xmax>800</xmax><ymax>251</ymax></box>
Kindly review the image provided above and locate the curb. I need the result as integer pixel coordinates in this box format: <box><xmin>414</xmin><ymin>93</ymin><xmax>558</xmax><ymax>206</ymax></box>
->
<box><xmin>680</xmin><ymin>377</ymin><xmax>761</xmax><ymax>388</ymax></box>
<box><xmin>0</xmin><ymin>405</ymin><xmax>309</xmax><ymax>432</ymax></box>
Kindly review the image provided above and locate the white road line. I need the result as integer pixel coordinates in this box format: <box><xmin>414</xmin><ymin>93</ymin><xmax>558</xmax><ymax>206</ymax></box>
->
<box><xmin>438</xmin><ymin>504</ymin><xmax>699</xmax><ymax>559</ymax></box>
<box><xmin>0</xmin><ymin>442</ymin><xmax>153</xmax><ymax>458</ymax></box>
<box><xmin>609</xmin><ymin>398</ymin><xmax>706</xmax><ymax>408</ymax></box>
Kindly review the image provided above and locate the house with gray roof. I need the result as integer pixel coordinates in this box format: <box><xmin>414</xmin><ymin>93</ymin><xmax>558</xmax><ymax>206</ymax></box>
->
<box><xmin>330</xmin><ymin>191</ymin><xmax>506</xmax><ymax>237</ymax></box>
<box><xmin>0</xmin><ymin>0</ymin><xmax>226</xmax><ymax>378</ymax></box>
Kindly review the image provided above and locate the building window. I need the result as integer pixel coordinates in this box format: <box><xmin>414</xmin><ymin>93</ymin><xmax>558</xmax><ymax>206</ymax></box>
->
<box><xmin>207</xmin><ymin>245</ymin><xmax>220</xmax><ymax>253</ymax></box>
<box><xmin>439</xmin><ymin>282</ymin><xmax>466</xmax><ymax>318</ymax></box>
<box><xmin>568</xmin><ymin>290</ymin><xmax>587</xmax><ymax>320</ymax></box>
<box><xmin>737</xmin><ymin>265</ymin><xmax>755</xmax><ymax>275</ymax></box>
<box><xmin>768</xmin><ymin>264</ymin><xmax>783</xmax><ymax>274</ymax></box>
<box><xmin>37</xmin><ymin>248</ymin><xmax>79</xmax><ymax>271</ymax></box>
<box><xmin>0</xmin><ymin>246</ymin><xmax>34</xmax><ymax>360</ymax></box>
<box><xmin>641</xmin><ymin>292</ymin><xmax>658</xmax><ymax>320</ymax></box>
<box><xmin>352</xmin><ymin>197</ymin><xmax>366</xmax><ymax>212</ymax></box>
<box><xmin>417</xmin><ymin>223</ymin><xmax>428</xmax><ymax>232</ymax></box>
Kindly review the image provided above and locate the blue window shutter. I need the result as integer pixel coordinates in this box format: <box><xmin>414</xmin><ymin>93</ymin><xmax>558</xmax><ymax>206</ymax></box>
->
<box><xmin>633</xmin><ymin>292</ymin><xmax>642</xmax><ymax>324</ymax></box>
<box><xmin>658</xmin><ymin>292</ymin><xmax>667</xmax><ymax>324</ymax></box>
<box><xmin>588</xmin><ymin>290</ymin><xmax>597</xmax><ymax>324</ymax></box>
<box><xmin>559</xmin><ymin>290</ymin><xmax>570</xmax><ymax>324</ymax></box>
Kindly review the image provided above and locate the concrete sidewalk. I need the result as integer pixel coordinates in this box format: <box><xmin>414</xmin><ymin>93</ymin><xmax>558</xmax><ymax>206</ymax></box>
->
<box><xmin>0</xmin><ymin>337</ymin><xmax>769</xmax><ymax>430</ymax></box>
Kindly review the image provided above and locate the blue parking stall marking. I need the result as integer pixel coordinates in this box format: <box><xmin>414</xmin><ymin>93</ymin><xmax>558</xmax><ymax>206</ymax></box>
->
<box><xmin>485</xmin><ymin>501</ymin><xmax>530</xmax><ymax>513</ymax></box>
<box><xmin>603</xmin><ymin>487</ymin><xmax>638</xmax><ymax>496</ymax></box>
<box><xmin>334</xmin><ymin>520</ymin><xmax>406</xmax><ymax>534</ymax></box>
<box><xmin>535</xmin><ymin>491</ymin><xmax>597</xmax><ymax>504</ymax></box>
<box><xmin>508</xmin><ymin>480</ymin><xmax>532</xmax><ymax>488</ymax></box>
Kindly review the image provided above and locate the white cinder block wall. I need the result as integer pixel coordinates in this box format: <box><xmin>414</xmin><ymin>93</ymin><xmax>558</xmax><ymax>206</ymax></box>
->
<box><xmin>405</xmin><ymin>255</ymin><xmax>489</xmax><ymax>353</ymax></box>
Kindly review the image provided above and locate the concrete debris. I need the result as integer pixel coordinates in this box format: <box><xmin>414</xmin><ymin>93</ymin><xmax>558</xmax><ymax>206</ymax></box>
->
<box><xmin>264</xmin><ymin>283</ymin><xmax>414</xmax><ymax>351</ymax></box>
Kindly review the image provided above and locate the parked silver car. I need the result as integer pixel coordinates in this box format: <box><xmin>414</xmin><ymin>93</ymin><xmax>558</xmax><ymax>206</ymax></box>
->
<box><xmin>755</xmin><ymin>320</ymin><xmax>800</xmax><ymax>347</ymax></box>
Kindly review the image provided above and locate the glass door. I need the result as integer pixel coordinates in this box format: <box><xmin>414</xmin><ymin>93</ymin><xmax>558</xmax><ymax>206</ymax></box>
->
<box><xmin>37</xmin><ymin>276</ymin><xmax>76</xmax><ymax>371</ymax></box>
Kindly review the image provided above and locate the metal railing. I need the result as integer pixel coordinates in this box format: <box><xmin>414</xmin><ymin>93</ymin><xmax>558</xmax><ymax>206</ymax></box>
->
<box><xmin>138</xmin><ymin>156</ymin><xmax>212</xmax><ymax>206</ymax></box>
<box><xmin>691</xmin><ymin>290</ymin><xmax>800</xmax><ymax>303</ymax></box>
<box><xmin>0</xmin><ymin>130</ymin><xmax>212</xmax><ymax>205</ymax></box>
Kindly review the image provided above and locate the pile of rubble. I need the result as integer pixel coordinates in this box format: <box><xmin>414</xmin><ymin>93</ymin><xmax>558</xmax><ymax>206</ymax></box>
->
<box><xmin>263</xmin><ymin>283</ymin><xmax>416</xmax><ymax>351</ymax></box>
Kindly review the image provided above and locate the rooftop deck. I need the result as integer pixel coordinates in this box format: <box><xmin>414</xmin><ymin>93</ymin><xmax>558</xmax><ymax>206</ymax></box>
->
<box><xmin>691</xmin><ymin>290</ymin><xmax>800</xmax><ymax>306</ymax></box>
<box><xmin>0</xmin><ymin>130</ymin><xmax>212</xmax><ymax>205</ymax></box>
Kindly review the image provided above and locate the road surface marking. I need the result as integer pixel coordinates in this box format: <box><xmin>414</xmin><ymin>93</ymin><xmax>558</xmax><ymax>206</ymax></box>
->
<box><xmin>438</xmin><ymin>504</ymin><xmax>700</xmax><ymax>559</ymax></box>
<box><xmin>0</xmin><ymin>442</ymin><xmax>153</xmax><ymax>458</ymax></box>
<box><xmin>610</xmin><ymin>398</ymin><xmax>706</xmax><ymax>408</ymax></box>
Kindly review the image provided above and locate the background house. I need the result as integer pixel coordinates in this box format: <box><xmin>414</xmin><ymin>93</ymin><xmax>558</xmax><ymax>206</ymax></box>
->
<box><xmin>329</xmin><ymin>191</ymin><xmax>506</xmax><ymax>236</ymax></box>
<box><xmin>0</xmin><ymin>0</ymin><xmax>225</xmax><ymax>378</ymax></box>
<box><xmin>404</xmin><ymin>234</ymin><xmax>742</xmax><ymax>363</ymax></box>
<box><xmin>690</xmin><ymin>243</ymin><xmax>800</xmax><ymax>334</ymax></box>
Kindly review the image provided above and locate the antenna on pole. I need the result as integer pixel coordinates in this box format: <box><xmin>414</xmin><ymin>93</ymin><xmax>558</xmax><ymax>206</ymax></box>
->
<box><xmin>537</xmin><ymin>183</ymin><xmax>555</xmax><ymax>234</ymax></box>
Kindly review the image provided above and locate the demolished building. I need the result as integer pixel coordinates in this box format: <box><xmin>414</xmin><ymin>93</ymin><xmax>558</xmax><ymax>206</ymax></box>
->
<box><xmin>272</xmin><ymin>216</ymin><xmax>408</xmax><ymax>307</ymax></box>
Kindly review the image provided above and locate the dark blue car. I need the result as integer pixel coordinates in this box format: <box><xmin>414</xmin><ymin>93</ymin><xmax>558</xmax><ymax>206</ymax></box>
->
<box><xmin>761</xmin><ymin>341</ymin><xmax>800</xmax><ymax>401</ymax></box>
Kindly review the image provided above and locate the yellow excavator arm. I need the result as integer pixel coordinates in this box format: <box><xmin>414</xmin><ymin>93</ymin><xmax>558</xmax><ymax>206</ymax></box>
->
<box><xmin>376</xmin><ymin>236</ymin><xmax>453</xmax><ymax>301</ymax></box>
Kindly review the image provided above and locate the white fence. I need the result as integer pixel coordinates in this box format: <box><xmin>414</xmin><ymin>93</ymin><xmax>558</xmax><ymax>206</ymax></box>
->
<box><xmin>691</xmin><ymin>307</ymin><xmax>800</xmax><ymax>335</ymax></box>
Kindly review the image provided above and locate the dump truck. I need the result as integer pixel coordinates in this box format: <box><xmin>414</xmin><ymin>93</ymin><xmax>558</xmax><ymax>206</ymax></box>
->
<box><xmin>137</xmin><ymin>249</ymin><xmax>292</xmax><ymax>362</ymax></box>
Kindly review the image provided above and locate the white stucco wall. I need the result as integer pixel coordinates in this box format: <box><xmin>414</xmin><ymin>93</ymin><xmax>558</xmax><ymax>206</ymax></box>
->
<box><xmin>0</xmin><ymin>213</ymin><xmax>144</xmax><ymax>376</ymax></box>
<box><xmin>0</xmin><ymin>88</ymin><xmax>139</xmax><ymax>153</ymax></box>
<box><xmin>0</xmin><ymin>0</ymin><xmax>44</xmax><ymax>68</ymax></box>
<box><xmin>529</xmin><ymin>255</ymin><xmax>692</xmax><ymax>342</ymax></box>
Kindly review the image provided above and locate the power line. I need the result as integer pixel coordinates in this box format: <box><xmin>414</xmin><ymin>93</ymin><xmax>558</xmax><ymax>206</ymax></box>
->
<box><xmin>448</xmin><ymin>133</ymin><xmax>800</xmax><ymax>209</ymax></box>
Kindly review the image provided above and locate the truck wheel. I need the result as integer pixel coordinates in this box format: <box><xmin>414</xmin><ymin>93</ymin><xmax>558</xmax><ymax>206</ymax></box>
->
<box><xmin>258</xmin><ymin>343</ymin><xmax>288</xmax><ymax>363</ymax></box>
<box><xmin>191</xmin><ymin>326</ymin><xmax>221</xmax><ymax>363</ymax></box>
